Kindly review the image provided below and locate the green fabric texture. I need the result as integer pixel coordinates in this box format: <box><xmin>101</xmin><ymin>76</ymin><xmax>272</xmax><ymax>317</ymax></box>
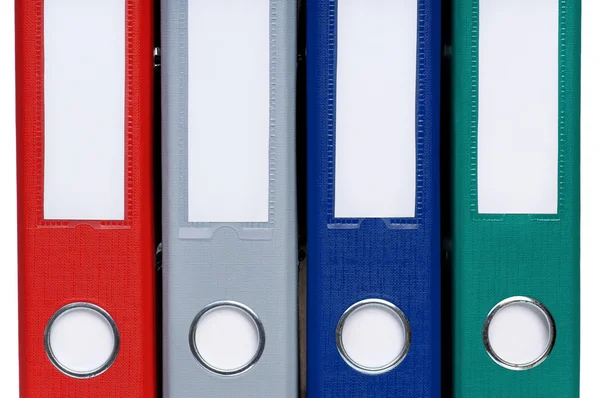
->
<box><xmin>451</xmin><ymin>1</ymin><xmax>580</xmax><ymax>397</ymax></box>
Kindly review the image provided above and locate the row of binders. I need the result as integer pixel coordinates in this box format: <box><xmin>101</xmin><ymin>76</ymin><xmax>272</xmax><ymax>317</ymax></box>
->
<box><xmin>15</xmin><ymin>0</ymin><xmax>580</xmax><ymax>397</ymax></box>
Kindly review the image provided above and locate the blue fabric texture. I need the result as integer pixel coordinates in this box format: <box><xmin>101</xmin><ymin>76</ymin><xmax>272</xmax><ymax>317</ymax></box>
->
<box><xmin>306</xmin><ymin>0</ymin><xmax>442</xmax><ymax>396</ymax></box>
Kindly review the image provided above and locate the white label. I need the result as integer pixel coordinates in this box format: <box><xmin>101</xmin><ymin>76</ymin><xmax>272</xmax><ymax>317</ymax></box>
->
<box><xmin>478</xmin><ymin>0</ymin><xmax>559</xmax><ymax>214</ymax></box>
<box><xmin>188</xmin><ymin>0</ymin><xmax>270</xmax><ymax>223</ymax></box>
<box><xmin>334</xmin><ymin>0</ymin><xmax>417</xmax><ymax>219</ymax></box>
<box><xmin>44</xmin><ymin>0</ymin><xmax>125</xmax><ymax>220</ymax></box>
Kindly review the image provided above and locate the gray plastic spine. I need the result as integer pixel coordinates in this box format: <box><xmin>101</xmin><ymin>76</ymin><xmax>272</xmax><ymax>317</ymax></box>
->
<box><xmin>160</xmin><ymin>1</ymin><xmax>298</xmax><ymax>397</ymax></box>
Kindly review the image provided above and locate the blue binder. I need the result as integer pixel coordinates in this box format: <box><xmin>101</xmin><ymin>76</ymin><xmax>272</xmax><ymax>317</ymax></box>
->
<box><xmin>306</xmin><ymin>0</ymin><xmax>441</xmax><ymax>396</ymax></box>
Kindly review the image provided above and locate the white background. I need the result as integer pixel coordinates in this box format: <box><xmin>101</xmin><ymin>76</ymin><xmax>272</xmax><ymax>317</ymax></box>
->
<box><xmin>0</xmin><ymin>1</ymin><xmax>598</xmax><ymax>396</ymax></box>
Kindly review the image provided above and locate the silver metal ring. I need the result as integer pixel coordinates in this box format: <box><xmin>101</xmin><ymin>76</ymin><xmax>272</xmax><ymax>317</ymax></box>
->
<box><xmin>189</xmin><ymin>301</ymin><xmax>266</xmax><ymax>376</ymax></box>
<box><xmin>335</xmin><ymin>298</ymin><xmax>411</xmax><ymax>375</ymax></box>
<box><xmin>44</xmin><ymin>302</ymin><xmax>120</xmax><ymax>379</ymax></box>
<box><xmin>482</xmin><ymin>296</ymin><xmax>556</xmax><ymax>371</ymax></box>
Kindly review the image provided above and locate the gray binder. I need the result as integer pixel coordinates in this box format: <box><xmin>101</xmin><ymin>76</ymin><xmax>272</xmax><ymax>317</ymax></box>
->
<box><xmin>161</xmin><ymin>1</ymin><xmax>298</xmax><ymax>396</ymax></box>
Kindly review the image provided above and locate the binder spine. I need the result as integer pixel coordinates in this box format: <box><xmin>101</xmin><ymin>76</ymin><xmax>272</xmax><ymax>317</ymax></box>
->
<box><xmin>306</xmin><ymin>0</ymin><xmax>441</xmax><ymax>396</ymax></box>
<box><xmin>451</xmin><ymin>0</ymin><xmax>580</xmax><ymax>396</ymax></box>
<box><xmin>161</xmin><ymin>1</ymin><xmax>297</xmax><ymax>396</ymax></box>
<box><xmin>16</xmin><ymin>0</ymin><xmax>156</xmax><ymax>396</ymax></box>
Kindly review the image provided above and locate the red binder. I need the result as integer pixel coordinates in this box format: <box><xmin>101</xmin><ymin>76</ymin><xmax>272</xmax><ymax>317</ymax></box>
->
<box><xmin>15</xmin><ymin>1</ymin><xmax>156</xmax><ymax>396</ymax></box>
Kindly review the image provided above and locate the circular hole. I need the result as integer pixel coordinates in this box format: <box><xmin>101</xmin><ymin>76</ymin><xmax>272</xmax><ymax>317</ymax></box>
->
<box><xmin>483</xmin><ymin>296</ymin><xmax>555</xmax><ymax>370</ymax></box>
<box><xmin>190</xmin><ymin>301</ymin><xmax>265</xmax><ymax>376</ymax></box>
<box><xmin>45</xmin><ymin>303</ymin><xmax>119</xmax><ymax>378</ymax></box>
<box><xmin>336</xmin><ymin>299</ymin><xmax>411</xmax><ymax>374</ymax></box>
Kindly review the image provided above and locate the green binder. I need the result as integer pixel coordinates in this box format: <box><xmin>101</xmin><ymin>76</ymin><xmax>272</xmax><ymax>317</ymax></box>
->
<box><xmin>451</xmin><ymin>0</ymin><xmax>580</xmax><ymax>396</ymax></box>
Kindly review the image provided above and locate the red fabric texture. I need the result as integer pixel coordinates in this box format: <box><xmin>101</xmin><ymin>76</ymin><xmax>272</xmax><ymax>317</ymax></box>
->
<box><xmin>16</xmin><ymin>1</ymin><xmax>156</xmax><ymax>396</ymax></box>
